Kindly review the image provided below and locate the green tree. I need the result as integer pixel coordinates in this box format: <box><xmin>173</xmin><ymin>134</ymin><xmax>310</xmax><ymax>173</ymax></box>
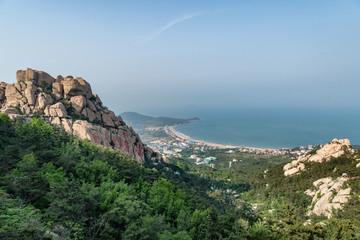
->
<box><xmin>0</xmin><ymin>113</ymin><xmax>14</xmax><ymax>149</ymax></box>
<box><xmin>159</xmin><ymin>230</ymin><xmax>192</xmax><ymax>240</ymax></box>
<box><xmin>189</xmin><ymin>209</ymin><xmax>210</xmax><ymax>240</ymax></box>
<box><xmin>147</xmin><ymin>178</ymin><xmax>187</xmax><ymax>224</ymax></box>
<box><xmin>0</xmin><ymin>190</ymin><xmax>51</xmax><ymax>239</ymax></box>
<box><xmin>122</xmin><ymin>214</ymin><xmax>168</xmax><ymax>240</ymax></box>
<box><xmin>8</xmin><ymin>153</ymin><xmax>49</xmax><ymax>208</ymax></box>
<box><xmin>75</xmin><ymin>160</ymin><xmax>117</xmax><ymax>186</ymax></box>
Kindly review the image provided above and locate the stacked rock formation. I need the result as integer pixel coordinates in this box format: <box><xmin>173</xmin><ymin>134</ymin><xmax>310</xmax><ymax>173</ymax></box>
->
<box><xmin>305</xmin><ymin>174</ymin><xmax>351</xmax><ymax>218</ymax></box>
<box><xmin>0</xmin><ymin>68</ymin><xmax>155</xmax><ymax>163</ymax></box>
<box><xmin>283</xmin><ymin>138</ymin><xmax>354</xmax><ymax>176</ymax></box>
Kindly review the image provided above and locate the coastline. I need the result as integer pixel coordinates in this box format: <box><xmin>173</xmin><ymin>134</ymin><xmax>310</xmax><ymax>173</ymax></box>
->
<box><xmin>166</xmin><ymin>125</ymin><xmax>279</xmax><ymax>151</ymax></box>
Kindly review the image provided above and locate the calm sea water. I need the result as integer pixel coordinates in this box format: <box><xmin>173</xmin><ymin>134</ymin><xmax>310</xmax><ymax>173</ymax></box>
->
<box><xmin>157</xmin><ymin>107</ymin><xmax>360</xmax><ymax>149</ymax></box>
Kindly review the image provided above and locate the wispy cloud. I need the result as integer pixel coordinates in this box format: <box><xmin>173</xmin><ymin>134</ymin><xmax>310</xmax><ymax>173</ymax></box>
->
<box><xmin>136</xmin><ymin>12</ymin><xmax>204</xmax><ymax>45</ymax></box>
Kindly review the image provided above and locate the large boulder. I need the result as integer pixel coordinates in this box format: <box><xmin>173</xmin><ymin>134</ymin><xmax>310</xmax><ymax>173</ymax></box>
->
<box><xmin>16</xmin><ymin>68</ymin><xmax>55</xmax><ymax>88</ymax></box>
<box><xmin>5</xmin><ymin>84</ymin><xmax>22</xmax><ymax>107</ymax></box>
<box><xmin>70</xmin><ymin>95</ymin><xmax>86</xmax><ymax>112</ymax></box>
<box><xmin>35</xmin><ymin>93</ymin><xmax>53</xmax><ymax>111</ymax></box>
<box><xmin>102</xmin><ymin>112</ymin><xmax>115</xmax><ymax>127</ymax></box>
<box><xmin>305</xmin><ymin>175</ymin><xmax>351</xmax><ymax>218</ymax></box>
<box><xmin>52</xmin><ymin>82</ymin><xmax>63</xmax><ymax>100</ymax></box>
<box><xmin>51</xmin><ymin>117</ymin><xmax>62</xmax><ymax>125</ymax></box>
<box><xmin>72</xmin><ymin>120</ymin><xmax>107</xmax><ymax>145</ymax></box>
<box><xmin>81</xmin><ymin>108</ymin><xmax>96</xmax><ymax>122</ymax></box>
<box><xmin>61</xmin><ymin>77</ymin><xmax>83</xmax><ymax>97</ymax></box>
<box><xmin>75</xmin><ymin>77</ymin><xmax>92</xmax><ymax>99</ymax></box>
<box><xmin>0</xmin><ymin>83</ymin><xmax>7</xmax><ymax>101</ymax></box>
<box><xmin>37</xmin><ymin>70</ymin><xmax>55</xmax><ymax>88</ymax></box>
<box><xmin>24</xmin><ymin>83</ymin><xmax>36</xmax><ymax>105</ymax></box>
<box><xmin>61</xmin><ymin>77</ymin><xmax>92</xmax><ymax>99</ymax></box>
<box><xmin>20</xmin><ymin>104</ymin><xmax>32</xmax><ymax>114</ymax></box>
<box><xmin>87</xmin><ymin>100</ymin><xmax>97</xmax><ymax>112</ymax></box>
<box><xmin>48</xmin><ymin>102</ymin><xmax>68</xmax><ymax>118</ymax></box>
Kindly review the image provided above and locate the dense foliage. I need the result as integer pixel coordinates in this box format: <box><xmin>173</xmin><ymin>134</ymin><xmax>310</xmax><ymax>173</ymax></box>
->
<box><xmin>0</xmin><ymin>114</ymin><xmax>252</xmax><ymax>240</ymax></box>
<box><xmin>179</xmin><ymin>148</ymin><xmax>290</xmax><ymax>193</ymax></box>
<box><xmin>239</xmin><ymin>151</ymin><xmax>360</xmax><ymax>239</ymax></box>
<box><xmin>176</xmin><ymin>142</ymin><xmax>360</xmax><ymax>239</ymax></box>
<box><xmin>1</xmin><ymin>114</ymin><xmax>359</xmax><ymax>239</ymax></box>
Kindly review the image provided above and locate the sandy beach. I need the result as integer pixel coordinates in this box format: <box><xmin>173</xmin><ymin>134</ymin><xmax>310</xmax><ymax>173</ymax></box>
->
<box><xmin>166</xmin><ymin>125</ymin><xmax>278</xmax><ymax>151</ymax></box>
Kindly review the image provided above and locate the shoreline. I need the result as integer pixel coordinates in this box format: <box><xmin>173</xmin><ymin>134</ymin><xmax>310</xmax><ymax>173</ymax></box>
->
<box><xmin>166</xmin><ymin>125</ymin><xmax>279</xmax><ymax>151</ymax></box>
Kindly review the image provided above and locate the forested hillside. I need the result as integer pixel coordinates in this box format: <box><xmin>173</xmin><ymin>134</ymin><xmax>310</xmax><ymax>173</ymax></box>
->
<box><xmin>239</xmin><ymin>147</ymin><xmax>360</xmax><ymax>239</ymax></box>
<box><xmin>0</xmin><ymin>114</ymin><xmax>253</xmax><ymax>240</ymax></box>
<box><xmin>1</xmin><ymin>113</ymin><xmax>360</xmax><ymax>239</ymax></box>
<box><xmin>173</xmin><ymin>143</ymin><xmax>360</xmax><ymax>239</ymax></box>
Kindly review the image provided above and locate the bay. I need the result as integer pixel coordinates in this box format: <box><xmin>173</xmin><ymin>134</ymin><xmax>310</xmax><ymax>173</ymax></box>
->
<box><xmin>157</xmin><ymin>107</ymin><xmax>360</xmax><ymax>149</ymax></box>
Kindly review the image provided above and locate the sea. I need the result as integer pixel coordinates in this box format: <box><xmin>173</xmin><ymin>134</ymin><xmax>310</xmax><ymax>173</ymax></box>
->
<box><xmin>147</xmin><ymin>107</ymin><xmax>360</xmax><ymax>149</ymax></box>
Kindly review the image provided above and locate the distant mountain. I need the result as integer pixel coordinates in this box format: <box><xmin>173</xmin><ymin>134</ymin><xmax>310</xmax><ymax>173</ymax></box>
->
<box><xmin>121</xmin><ymin>112</ymin><xmax>199</xmax><ymax>129</ymax></box>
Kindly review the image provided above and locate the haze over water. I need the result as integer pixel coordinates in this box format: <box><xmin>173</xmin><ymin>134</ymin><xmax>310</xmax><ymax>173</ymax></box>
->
<box><xmin>154</xmin><ymin>107</ymin><xmax>360</xmax><ymax>149</ymax></box>
<box><xmin>1</xmin><ymin>1</ymin><xmax>360</xmax><ymax>149</ymax></box>
<box><xmin>1</xmin><ymin>1</ymin><xmax>360</xmax><ymax>112</ymax></box>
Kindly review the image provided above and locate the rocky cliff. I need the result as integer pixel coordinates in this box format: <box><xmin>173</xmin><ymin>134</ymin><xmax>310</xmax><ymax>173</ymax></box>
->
<box><xmin>281</xmin><ymin>138</ymin><xmax>358</xmax><ymax>218</ymax></box>
<box><xmin>305</xmin><ymin>174</ymin><xmax>351</xmax><ymax>218</ymax></box>
<box><xmin>283</xmin><ymin>138</ymin><xmax>354</xmax><ymax>176</ymax></box>
<box><xmin>0</xmin><ymin>68</ymin><xmax>155</xmax><ymax>163</ymax></box>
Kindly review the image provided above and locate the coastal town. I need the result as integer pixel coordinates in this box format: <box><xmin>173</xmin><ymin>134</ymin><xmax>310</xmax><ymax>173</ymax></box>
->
<box><xmin>147</xmin><ymin>125</ymin><xmax>324</xmax><ymax>163</ymax></box>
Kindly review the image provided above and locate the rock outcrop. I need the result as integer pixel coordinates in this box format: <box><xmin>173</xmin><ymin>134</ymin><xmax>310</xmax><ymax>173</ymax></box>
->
<box><xmin>283</xmin><ymin>138</ymin><xmax>354</xmax><ymax>176</ymax></box>
<box><xmin>305</xmin><ymin>174</ymin><xmax>351</xmax><ymax>218</ymax></box>
<box><xmin>0</xmin><ymin>68</ymin><xmax>155</xmax><ymax>163</ymax></box>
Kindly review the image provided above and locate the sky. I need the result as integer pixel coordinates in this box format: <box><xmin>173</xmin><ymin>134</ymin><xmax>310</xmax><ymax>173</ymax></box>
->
<box><xmin>0</xmin><ymin>0</ymin><xmax>360</xmax><ymax>115</ymax></box>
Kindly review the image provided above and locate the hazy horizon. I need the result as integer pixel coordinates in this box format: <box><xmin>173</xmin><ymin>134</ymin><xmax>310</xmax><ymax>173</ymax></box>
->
<box><xmin>1</xmin><ymin>0</ymin><xmax>360</xmax><ymax>115</ymax></box>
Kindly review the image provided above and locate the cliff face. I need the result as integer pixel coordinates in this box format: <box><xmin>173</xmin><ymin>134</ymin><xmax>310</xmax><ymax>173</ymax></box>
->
<box><xmin>0</xmin><ymin>68</ymin><xmax>155</xmax><ymax>163</ymax></box>
<box><xmin>304</xmin><ymin>174</ymin><xmax>351</xmax><ymax>218</ymax></box>
<box><xmin>281</xmin><ymin>138</ymin><xmax>357</xmax><ymax>218</ymax></box>
<box><xmin>283</xmin><ymin>138</ymin><xmax>354</xmax><ymax>176</ymax></box>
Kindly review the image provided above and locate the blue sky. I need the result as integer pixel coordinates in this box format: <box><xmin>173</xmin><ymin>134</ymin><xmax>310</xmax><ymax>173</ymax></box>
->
<box><xmin>0</xmin><ymin>0</ymin><xmax>359</xmax><ymax>114</ymax></box>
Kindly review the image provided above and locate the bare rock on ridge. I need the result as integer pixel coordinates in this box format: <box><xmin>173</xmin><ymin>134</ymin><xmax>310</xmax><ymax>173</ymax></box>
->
<box><xmin>35</xmin><ymin>93</ymin><xmax>54</xmax><ymax>111</ymax></box>
<box><xmin>0</xmin><ymin>68</ymin><xmax>156</xmax><ymax>163</ymax></box>
<box><xmin>25</xmin><ymin>83</ymin><xmax>36</xmax><ymax>105</ymax></box>
<box><xmin>283</xmin><ymin>138</ymin><xmax>354</xmax><ymax>176</ymax></box>
<box><xmin>17</xmin><ymin>68</ymin><xmax>55</xmax><ymax>88</ymax></box>
<box><xmin>5</xmin><ymin>84</ymin><xmax>22</xmax><ymax>107</ymax></box>
<box><xmin>52</xmin><ymin>82</ymin><xmax>63</xmax><ymax>100</ymax></box>
<box><xmin>70</xmin><ymin>95</ymin><xmax>86</xmax><ymax>112</ymax></box>
<box><xmin>305</xmin><ymin>175</ymin><xmax>351</xmax><ymax>218</ymax></box>
<box><xmin>46</xmin><ymin>102</ymin><xmax>68</xmax><ymax>118</ymax></box>
<box><xmin>61</xmin><ymin>76</ymin><xmax>93</xmax><ymax>99</ymax></box>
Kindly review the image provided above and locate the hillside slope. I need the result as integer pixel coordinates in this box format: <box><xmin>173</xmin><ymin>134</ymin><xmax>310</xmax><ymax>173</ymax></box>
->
<box><xmin>242</xmin><ymin>138</ymin><xmax>360</xmax><ymax>239</ymax></box>
<box><xmin>0</xmin><ymin>114</ymin><xmax>257</xmax><ymax>239</ymax></box>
